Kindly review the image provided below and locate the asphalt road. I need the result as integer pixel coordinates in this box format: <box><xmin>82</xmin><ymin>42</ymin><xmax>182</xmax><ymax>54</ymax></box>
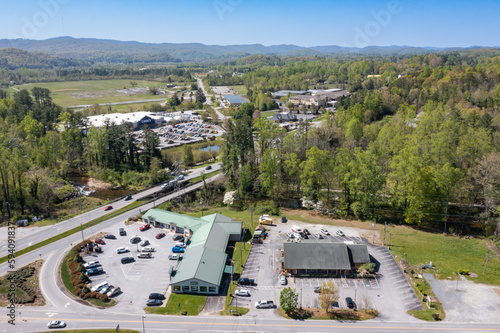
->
<box><xmin>0</xmin><ymin>163</ymin><xmax>221</xmax><ymax>270</ymax></box>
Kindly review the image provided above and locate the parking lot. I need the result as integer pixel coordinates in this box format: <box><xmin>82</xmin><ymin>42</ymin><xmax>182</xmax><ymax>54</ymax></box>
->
<box><xmin>82</xmin><ymin>221</ymin><xmax>180</xmax><ymax>312</ymax></box>
<box><xmin>232</xmin><ymin>220</ymin><xmax>422</xmax><ymax>321</ymax></box>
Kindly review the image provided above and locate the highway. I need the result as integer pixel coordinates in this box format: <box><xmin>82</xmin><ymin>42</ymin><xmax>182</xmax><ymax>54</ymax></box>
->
<box><xmin>0</xmin><ymin>163</ymin><xmax>221</xmax><ymax>257</ymax></box>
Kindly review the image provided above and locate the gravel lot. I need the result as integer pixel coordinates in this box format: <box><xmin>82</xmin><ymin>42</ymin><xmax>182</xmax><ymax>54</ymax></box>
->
<box><xmin>424</xmin><ymin>273</ymin><xmax>500</xmax><ymax>323</ymax></box>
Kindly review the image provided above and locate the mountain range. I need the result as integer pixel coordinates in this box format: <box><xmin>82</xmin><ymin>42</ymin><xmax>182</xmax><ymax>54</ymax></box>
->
<box><xmin>0</xmin><ymin>37</ymin><xmax>496</xmax><ymax>64</ymax></box>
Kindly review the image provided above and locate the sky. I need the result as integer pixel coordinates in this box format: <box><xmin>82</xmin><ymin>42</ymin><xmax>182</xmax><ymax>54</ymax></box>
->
<box><xmin>1</xmin><ymin>0</ymin><xmax>499</xmax><ymax>48</ymax></box>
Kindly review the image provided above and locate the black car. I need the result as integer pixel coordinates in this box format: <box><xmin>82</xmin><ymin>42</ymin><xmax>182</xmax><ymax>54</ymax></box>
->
<box><xmin>345</xmin><ymin>297</ymin><xmax>355</xmax><ymax>309</ymax></box>
<box><xmin>124</xmin><ymin>195</ymin><xmax>132</xmax><ymax>201</ymax></box>
<box><xmin>104</xmin><ymin>234</ymin><xmax>116</xmax><ymax>239</ymax></box>
<box><xmin>173</xmin><ymin>235</ymin><xmax>184</xmax><ymax>241</ymax></box>
<box><xmin>149</xmin><ymin>293</ymin><xmax>165</xmax><ymax>300</ymax></box>
<box><xmin>281</xmin><ymin>216</ymin><xmax>287</xmax><ymax>223</ymax></box>
<box><xmin>303</xmin><ymin>228</ymin><xmax>310</xmax><ymax>235</ymax></box>
<box><xmin>119</xmin><ymin>228</ymin><xmax>126</xmax><ymax>236</ymax></box>
<box><xmin>130</xmin><ymin>236</ymin><xmax>141</xmax><ymax>244</ymax></box>
<box><xmin>205</xmin><ymin>165</ymin><xmax>212</xmax><ymax>170</ymax></box>
<box><xmin>121</xmin><ymin>257</ymin><xmax>134</xmax><ymax>264</ymax></box>
<box><xmin>237</xmin><ymin>278</ymin><xmax>255</xmax><ymax>285</ymax></box>
<box><xmin>146</xmin><ymin>299</ymin><xmax>162</xmax><ymax>306</ymax></box>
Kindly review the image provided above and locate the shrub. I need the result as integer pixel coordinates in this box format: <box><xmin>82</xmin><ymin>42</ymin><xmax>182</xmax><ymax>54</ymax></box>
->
<box><xmin>83</xmin><ymin>293</ymin><xmax>91</xmax><ymax>300</ymax></box>
<box><xmin>79</xmin><ymin>273</ymin><xmax>89</xmax><ymax>283</ymax></box>
<box><xmin>79</xmin><ymin>292</ymin><xmax>85</xmax><ymax>298</ymax></box>
<box><xmin>99</xmin><ymin>294</ymin><xmax>109</xmax><ymax>302</ymax></box>
<box><xmin>458</xmin><ymin>269</ymin><xmax>469</xmax><ymax>275</ymax></box>
<box><xmin>76</xmin><ymin>283</ymin><xmax>85</xmax><ymax>288</ymax></box>
<box><xmin>90</xmin><ymin>291</ymin><xmax>99</xmax><ymax>298</ymax></box>
<box><xmin>73</xmin><ymin>254</ymin><xmax>82</xmax><ymax>263</ymax></box>
<box><xmin>82</xmin><ymin>286</ymin><xmax>90</xmax><ymax>294</ymax></box>
<box><xmin>77</xmin><ymin>264</ymin><xmax>85</xmax><ymax>272</ymax></box>
<box><xmin>75</xmin><ymin>287</ymin><xmax>82</xmax><ymax>295</ymax></box>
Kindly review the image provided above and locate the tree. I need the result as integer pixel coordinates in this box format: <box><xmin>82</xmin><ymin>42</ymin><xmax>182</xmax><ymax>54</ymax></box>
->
<box><xmin>182</xmin><ymin>145</ymin><xmax>194</xmax><ymax>166</ymax></box>
<box><xmin>149</xmin><ymin>87</ymin><xmax>159</xmax><ymax>95</ymax></box>
<box><xmin>279</xmin><ymin>287</ymin><xmax>298</xmax><ymax>314</ymax></box>
<box><xmin>130</xmin><ymin>81</ymin><xmax>138</xmax><ymax>88</ymax></box>
<box><xmin>358</xmin><ymin>263</ymin><xmax>376</xmax><ymax>276</ymax></box>
<box><xmin>317</xmin><ymin>280</ymin><xmax>339</xmax><ymax>313</ymax></box>
<box><xmin>196</xmin><ymin>89</ymin><xmax>206</xmax><ymax>104</ymax></box>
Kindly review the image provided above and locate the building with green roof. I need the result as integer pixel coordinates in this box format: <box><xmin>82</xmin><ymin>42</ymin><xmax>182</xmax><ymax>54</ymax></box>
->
<box><xmin>142</xmin><ymin>209</ymin><xmax>242</xmax><ymax>294</ymax></box>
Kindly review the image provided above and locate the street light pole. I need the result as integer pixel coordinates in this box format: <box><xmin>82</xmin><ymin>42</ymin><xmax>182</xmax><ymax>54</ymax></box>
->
<box><xmin>80</xmin><ymin>223</ymin><xmax>85</xmax><ymax>243</ymax></box>
<box><xmin>372</xmin><ymin>222</ymin><xmax>376</xmax><ymax>244</ymax></box>
<box><xmin>383</xmin><ymin>222</ymin><xmax>387</xmax><ymax>246</ymax></box>
<box><xmin>142</xmin><ymin>315</ymin><xmax>146</xmax><ymax>333</ymax></box>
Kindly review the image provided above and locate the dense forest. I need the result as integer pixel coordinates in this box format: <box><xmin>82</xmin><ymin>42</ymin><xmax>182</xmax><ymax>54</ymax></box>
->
<box><xmin>221</xmin><ymin>50</ymin><xmax>500</xmax><ymax>234</ymax></box>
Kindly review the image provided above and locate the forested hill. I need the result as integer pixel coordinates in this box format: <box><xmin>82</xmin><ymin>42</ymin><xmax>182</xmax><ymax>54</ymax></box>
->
<box><xmin>0</xmin><ymin>48</ymin><xmax>91</xmax><ymax>69</ymax></box>
<box><xmin>1</xmin><ymin>36</ymin><xmax>497</xmax><ymax>63</ymax></box>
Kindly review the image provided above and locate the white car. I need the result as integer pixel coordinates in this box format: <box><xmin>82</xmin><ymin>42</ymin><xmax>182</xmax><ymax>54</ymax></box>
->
<box><xmin>107</xmin><ymin>287</ymin><xmax>121</xmax><ymax>297</ymax></box>
<box><xmin>286</xmin><ymin>232</ymin><xmax>294</xmax><ymax>238</ymax></box>
<box><xmin>336</xmin><ymin>230</ymin><xmax>345</xmax><ymax>237</ymax></box>
<box><xmin>314</xmin><ymin>233</ymin><xmax>324</xmax><ymax>239</ymax></box>
<box><xmin>234</xmin><ymin>289</ymin><xmax>251</xmax><ymax>297</ymax></box>
<box><xmin>116</xmin><ymin>247</ymin><xmax>129</xmax><ymax>254</ymax></box>
<box><xmin>83</xmin><ymin>261</ymin><xmax>100</xmax><ymax>269</ymax></box>
<box><xmin>280</xmin><ymin>275</ymin><xmax>287</xmax><ymax>285</ymax></box>
<box><xmin>140</xmin><ymin>240</ymin><xmax>150</xmax><ymax>246</ymax></box>
<box><xmin>142</xmin><ymin>247</ymin><xmax>155</xmax><ymax>252</ymax></box>
<box><xmin>91</xmin><ymin>281</ymin><xmax>108</xmax><ymax>292</ymax></box>
<box><xmin>321</xmin><ymin>229</ymin><xmax>330</xmax><ymax>235</ymax></box>
<box><xmin>47</xmin><ymin>320</ymin><xmax>66</xmax><ymax>328</ymax></box>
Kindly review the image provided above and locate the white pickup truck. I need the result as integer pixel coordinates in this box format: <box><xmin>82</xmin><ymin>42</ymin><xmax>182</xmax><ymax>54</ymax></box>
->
<box><xmin>255</xmin><ymin>300</ymin><xmax>275</xmax><ymax>309</ymax></box>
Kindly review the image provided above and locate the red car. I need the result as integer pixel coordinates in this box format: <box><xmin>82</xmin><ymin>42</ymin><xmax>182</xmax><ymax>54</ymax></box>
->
<box><xmin>140</xmin><ymin>224</ymin><xmax>150</xmax><ymax>231</ymax></box>
<box><xmin>155</xmin><ymin>233</ymin><xmax>165</xmax><ymax>239</ymax></box>
<box><xmin>95</xmin><ymin>238</ymin><xmax>105</xmax><ymax>245</ymax></box>
<box><xmin>104</xmin><ymin>205</ymin><xmax>113</xmax><ymax>211</ymax></box>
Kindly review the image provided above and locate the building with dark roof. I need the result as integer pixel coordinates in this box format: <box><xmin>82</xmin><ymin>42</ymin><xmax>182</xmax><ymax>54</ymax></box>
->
<box><xmin>142</xmin><ymin>209</ymin><xmax>242</xmax><ymax>294</ymax></box>
<box><xmin>222</xmin><ymin>94</ymin><xmax>248</xmax><ymax>107</ymax></box>
<box><xmin>282</xmin><ymin>241</ymin><xmax>370</xmax><ymax>277</ymax></box>
<box><xmin>269</xmin><ymin>113</ymin><xmax>298</xmax><ymax>123</ymax></box>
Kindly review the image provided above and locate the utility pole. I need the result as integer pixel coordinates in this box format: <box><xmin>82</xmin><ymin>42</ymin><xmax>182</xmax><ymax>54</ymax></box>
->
<box><xmin>372</xmin><ymin>222</ymin><xmax>376</xmax><ymax>244</ymax></box>
<box><xmin>383</xmin><ymin>222</ymin><xmax>387</xmax><ymax>246</ymax></box>
<box><xmin>80</xmin><ymin>223</ymin><xmax>85</xmax><ymax>243</ymax></box>
<box><xmin>249</xmin><ymin>206</ymin><xmax>253</xmax><ymax>229</ymax></box>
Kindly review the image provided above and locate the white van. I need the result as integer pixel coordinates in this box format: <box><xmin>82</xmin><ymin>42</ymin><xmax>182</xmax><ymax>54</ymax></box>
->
<box><xmin>291</xmin><ymin>225</ymin><xmax>302</xmax><ymax>233</ymax></box>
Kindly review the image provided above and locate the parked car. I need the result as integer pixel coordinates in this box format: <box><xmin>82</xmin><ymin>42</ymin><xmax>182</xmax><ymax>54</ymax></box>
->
<box><xmin>303</xmin><ymin>228</ymin><xmax>310</xmax><ymax>235</ymax></box>
<box><xmin>116</xmin><ymin>247</ymin><xmax>129</xmax><ymax>254</ymax></box>
<box><xmin>140</xmin><ymin>240</ymin><xmax>150</xmax><ymax>246</ymax></box>
<box><xmin>314</xmin><ymin>233</ymin><xmax>324</xmax><ymax>239</ymax></box>
<box><xmin>91</xmin><ymin>281</ymin><xmax>108</xmax><ymax>292</ymax></box>
<box><xmin>346</xmin><ymin>297</ymin><xmax>355</xmax><ymax>309</ymax></box>
<box><xmin>140</xmin><ymin>224</ymin><xmax>150</xmax><ymax>231</ymax></box>
<box><xmin>281</xmin><ymin>216</ymin><xmax>288</xmax><ymax>223</ymax></box>
<box><xmin>130</xmin><ymin>237</ymin><xmax>141</xmax><ymax>244</ymax></box>
<box><xmin>104</xmin><ymin>205</ymin><xmax>113</xmax><ymax>211</ymax></box>
<box><xmin>336</xmin><ymin>230</ymin><xmax>345</xmax><ymax>237</ymax></box>
<box><xmin>149</xmin><ymin>293</ymin><xmax>165</xmax><ymax>300</ymax></box>
<box><xmin>107</xmin><ymin>287</ymin><xmax>121</xmax><ymax>297</ymax></box>
<box><xmin>47</xmin><ymin>320</ymin><xmax>66</xmax><ymax>329</ymax></box>
<box><xmin>173</xmin><ymin>235</ymin><xmax>184</xmax><ymax>241</ymax></box>
<box><xmin>142</xmin><ymin>247</ymin><xmax>155</xmax><ymax>252</ymax></box>
<box><xmin>119</xmin><ymin>228</ymin><xmax>126</xmax><ymax>236</ymax></box>
<box><xmin>95</xmin><ymin>238</ymin><xmax>105</xmax><ymax>245</ymax></box>
<box><xmin>146</xmin><ymin>299</ymin><xmax>162</xmax><ymax>306</ymax></box>
<box><xmin>137</xmin><ymin>253</ymin><xmax>152</xmax><ymax>259</ymax></box>
<box><xmin>321</xmin><ymin>228</ymin><xmax>330</xmax><ymax>235</ymax></box>
<box><xmin>104</xmin><ymin>234</ymin><xmax>116</xmax><ymax>239</ymax></box>
<box><xmin>168</xmin><ymin>254</ymin><xmax>179</xmax><ymax>260</ymax></box>
<box><xmin>84</xmin><ymin>261</ymin><xmax>100</xmax><ymax>269</ymax></box>
<box><xmin>205</xmin><ymin>165</ymin><xmax>212</xmax><ymax>170</ymax></box>
<box><xmin>121</xmin><ymin>257</ymin><xmax>134</xmax><ymax>264</ymax></box>
<box><xmin>172</xmin><ymin>246</ymin><xmax>184</xmax><ymax>253</ymax></box>
<box><xmin>234</xmin><ymin>289</ymin><xmax>251</xmax><ymax>297</ymax></box>
<box><xmin>255</xmin><ymin>300</ymin><xmax>274</xmax><ymax>309</ymax></box>
<box><xmin>86</xmin><ymin>267</ymin><xmax>103</xmax><ymax>276</ymax></box>
<box><xmin>237</xmin><ymin>278</ymin><xmax>255</xmax><ymax>285</ymax></box>
<box><xmin>100</xmin><ymin>285</ymin><xmax>113</xmax><ymax>294</ymax></box>
<box><xmin>124</xmin><ymin>195</ymin><xmax>132</xmax><ymax>201</ymax></box>
<box><xmin>280</xmin><ymin>275</ymin><xmax>287</xmax><ymax>285</ymax></box>
<box><xmin>291</xmin><ymin>225</ymin><xmax>302</xmax><ymax>233</ymax></box>
<box><xmin>155</xmin><ymin>232</ymin><xmax>165</xmax><ymax>239</ymax></box>
<box><xmin>286</xmin><ymin>232</ymin><xmax>294</xmax><ymax>238</ymax></box>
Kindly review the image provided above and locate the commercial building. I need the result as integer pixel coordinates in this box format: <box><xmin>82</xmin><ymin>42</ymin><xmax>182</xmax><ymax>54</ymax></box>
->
<box><xmin>142</xmin><ymin>209</ymin><xmax>242</xmax><ymax>294</ymax></box>
<box><xmin>222</xmin><ymin>94</ymin><xmax>248</xmax><ymax>107</ymax></box>
<box><xmin>282</xmin><ymin>241</ymin><xmax>370</xmax><ymax>277</ymax></box>
<box><xmin>269</xmin><ymin>112</ymin><xmax>298</xmax><ymax>123</ymax></box>
<box><xmin>86</xmin><ymin>112</ymin><xmax>164</xmax><ymax>131</ymax></box>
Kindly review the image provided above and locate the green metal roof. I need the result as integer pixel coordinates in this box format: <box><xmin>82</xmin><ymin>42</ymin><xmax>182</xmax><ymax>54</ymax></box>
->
<box><xmin>170</xmin><ymin>247</ymin><xmax>227</xmax><ymax>286</ymax></box>
<box><xmin>201</xmin><ymin>213</ymin><xmax>235</xmax><ymax>223</ymax></box>
<box><xmin>142</xmin><ymin>209</ymin><xmax>206</xmax><ymax>232</ymax></box>
<box><xmin>283</xmin><ymin>242</ymin><xmax>353</xmax><ymax>270</ymax></box>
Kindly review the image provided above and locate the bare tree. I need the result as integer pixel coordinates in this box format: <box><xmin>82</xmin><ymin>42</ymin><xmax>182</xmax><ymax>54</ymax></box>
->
<box><xmin>360</xmin><ymin>291</ymin><xmax>372</xmax><ymax>310</ymax></box>
<box><xmin>317</xmin><ymin>280</ymin><xmax>339</xmax><ymax>313</ymax></box>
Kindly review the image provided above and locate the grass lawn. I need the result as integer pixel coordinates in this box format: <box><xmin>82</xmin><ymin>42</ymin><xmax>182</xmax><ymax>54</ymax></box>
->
<box><xmin>220</xmin><ymin>306</ymin><xmax>250</xmax><ymax>316</ymax></box>
<box><xmin>228</xmin><ymin>85</ymin><xmax>248</xmax><ymax>95</ymax></box>
<box><xmin>187</xmin><ymin>170</ymin><xmax>221</xmax><ymax>184</ymax></box>
<box><xmin>259</xmin><ymin>110</ymin><xmax>275</xmax><ymax>118</ymax></box>
<box><xmin>86</xmin><ymin>297</ymin><xmax>116</xmax><ymax>307</ymax></box>
<box><xmin>409</xmin><ymin>302</ymin><xmax>445</xmax><ymax>321</ymax></box>
<box><xmin>40</xmin><ymin>328</ymin><xmax>140</xmax><ymax>333</ymax></box>
<box><xmin>277</xmin><ymin>308</ymin><xmax>378</xmax><ymax>320</ymax></box>
<box><xmin>14</xmin><ymin>79</ymin><xmax>167</xmax><ymax>107</ymax></box>
<box><xmin>145</xmin><ymin>293</ymin><xmax>206</xmax><ymax>315</ymax></box>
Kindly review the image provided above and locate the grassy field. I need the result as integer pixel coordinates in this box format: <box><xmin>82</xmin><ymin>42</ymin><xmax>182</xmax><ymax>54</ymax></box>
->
<box><xmin>277</xmin><ymin>308</ymin><xmax>378</xmax><ymax>320</ymax></box>
<box><xmin>145</xmin><ymin>293</ymin><xmax>206</xmax><ymax>315</ymax></box>
<box><xmin>14</xmin><ymin>79</ymin><xmax>167</xmax><ymax>107</ymax></box>
<box><xmin>259</xmin><ymin>110</ymin><xmax>275</xmax><ymax>118</ymax></box>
